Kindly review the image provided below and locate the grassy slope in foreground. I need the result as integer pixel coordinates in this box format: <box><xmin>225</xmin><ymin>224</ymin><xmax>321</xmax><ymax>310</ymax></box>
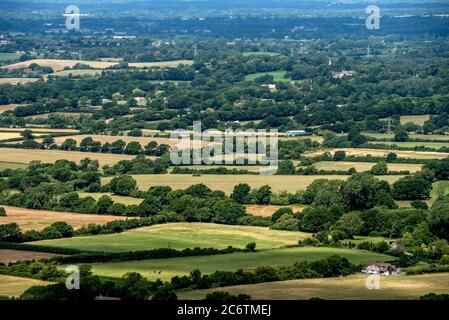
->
<box><xmin>0</xmin><ymin>274</ymin><xmax>52</xmax><ymax>298</ymax></box>
<box><xmin>30</xmin><ymin>223</ymin><xmax>311</xmax><ymax>252</ymax></box>
<box><xmin>178</xmin><ymin>273</ymin><xmax>449</xmax><ymax>300</ymax></box>
<box><xmin>90</xmin><ymin>247</ymin><xmax>392</xmax><ymax>281</ymax></box>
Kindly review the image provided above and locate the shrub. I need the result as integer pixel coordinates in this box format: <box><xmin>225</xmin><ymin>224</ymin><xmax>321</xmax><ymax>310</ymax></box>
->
<box><xmin>0</xmin><ymin>207</ymin><xmax>6</xmax><ymax>217</ymax></box>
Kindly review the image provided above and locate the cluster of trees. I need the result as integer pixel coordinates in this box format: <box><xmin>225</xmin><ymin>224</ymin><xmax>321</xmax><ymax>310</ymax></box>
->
<box><xmin>16</xmin><ymin>135</ymin><xmax>170</xmax><ymax>157</ymax></box>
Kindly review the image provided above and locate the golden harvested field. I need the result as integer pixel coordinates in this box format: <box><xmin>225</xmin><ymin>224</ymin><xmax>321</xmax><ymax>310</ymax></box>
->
<box><xmin>0</xmin><ymin>274</ymin><xmax>52</xmax><ymax>297</ymax></box>
<box><xmin>0</xmin><ymin>104</ymin><xmax>25</xmax><ymax>113</ymax></box>
<box><xmin>0</xmin><ymin>132</ymin><xmax>25</xmax><ymax>140</ymax></box>
<box><xmin>128</xmin><ymin>60</ymin><xmax>194</xmax><ymax>68</ymax></box>
<box><xmin>400</xmin><ymin>115</ymin><xmax>431</xmax><ymax>125</ymax></box>
<box><xmin>2</xmin><ymin>59</ymin><xmax>118</xmax><ymax>72</ymax></box>
<box><xmin>0</xmin><ymin>148</ymin><xmax>139</xmax><ymax>166</ymax></box>
<box><xmin>0</xmin><ymin>127</ymin><xmax>79</xmax><ymax>133</ymax></box>
<box><xmin>179</xmin><ymin>273</ymin><xmax>449</xmax><ymax>300</ymax></box>
<box><xmin>0</xmin><ymin>249</ymin><xmax>63</xmax><ymax>264</ymax></box>
<box><xmin>78</xmin><ymin>192</ymin><xmax>143</xmax><ymax>205</ymax></box>
<box><xmin>49</xmin><ymin>69</ymin><xmax>102</xmax><ymax>77</ymax></box>
<box><xmin>306</xmin><ymin>148</ymin><xmax>449</xmax><ymax>160</ymax></box>
<box><xmin>2</xmin><ymin>59</ymin><xmax>194</xmax><ymax>72</ymax></box>
<box><xmin>0</xmin><ymin>205</ymin><xmax>128</xmax><ymax>232</ymax></box>
<box><xmin>312</xmin><ymin>161</ymin><xmax>423</xmax><ymax>173</ymax></box>
<box><xmin>0</xmin><ymin>78</ymin><xmax>40</xmax><ymax>85</ymax></box>
<box><xmin>103</xmin><ymin>174</ymin><xmax>403</xmax><ymax>194</ymax></box>
<box><xmin>245</xmin><ymin>205</ymin><xmax>305</xmax><ymax>217</ymax></box>
<box><xmin>38</xmin><ymin>134</ymin><xmax>181</xmax><ymax>147</ymax></box>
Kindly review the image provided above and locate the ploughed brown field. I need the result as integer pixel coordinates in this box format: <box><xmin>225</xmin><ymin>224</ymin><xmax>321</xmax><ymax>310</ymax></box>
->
<box><xmin>0</xmin><ymin>249</ymin><xmax>63</xmax><ymax>264</ymax></box>
<box><xmin>0</xmin><ymin>205</ymin><xmax>128</xmax><ymax>231</ymax></box>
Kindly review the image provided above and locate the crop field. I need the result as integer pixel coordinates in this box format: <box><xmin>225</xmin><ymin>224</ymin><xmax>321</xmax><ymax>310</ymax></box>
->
<box><xmin>0</xmin><ymin>104</ymin><xmax>25</xmax><ymax>114</ymax></box>
<box><xmin>245</xmin><ymin>205</ymin><xmax>305</xmax><ymax>217</ymax></box>
<box><xmin>244</xmin><ymin>71</ymin><xmax>290</xmax><ymax>82</ymax></box>
<box><xmin>312</xmin><ymin>161</ymin><xmax>423</xmax><ymax>173</ymax></box>
<box><xmin>103</xmin><ymin>174</ymin><xmax>404</xmax><ymax>194</ymax></box>
<box><xmin>0</xmin><ymin>275</ymin><xmax>52</xmax><ymax>298</ymax></box>
<box><xmin>49</xmin><ymin>69</ymin><xmax>102</xmax><ymax>77</ymax></box>
<box><xmin>90</xmin><ymin>247</ymin><xmax>392</xmax><ymax>281</ymax></box>
<box><xmin>0</xmin><ymin>249</ymin><xmax>63</xmax><ymax>264</ymax></box>
<box><xmin>179</xmin><ymin>273</ymin><xmax>449</xmax><ymax>300</ymax></box>
<box><xmin>370</xmin><ymin>141</ymin><xmax>449</xmax><ymax>150</ymax></box>
<box><xmin>128</xmin><ymin>60</ymin><xmax>194</xmax><ymax>68</ymax></box>
<box><xmin>0</xmin><ymin>78</ymin><xmax>40</xmax><ymax>85</ymax></box>
<box><xmin>0</xmin><ymin>127</ymin><xmax>80</xmax><ymax>133</ymax></box>
<box><xmin>306</xmin><ymin>148</ymin><xmax>449</xmax><ymax>160</ymax></box>
<box><xmin>2</xmin><ymin>59</ymin><xmax>118</xmax><ymax>72</ymax></box>
<box><xmin>364</xmin><ymin>132</ymin><xmax>449</xmax><ymax>141</ymax></box>
<box><xmin>0</xmin><ymin>132</ymin><xmax>26</xmax><ymax>140</ymax></box>
<box><xmin>31</xmin><ymin>223</ymin><xmax>310</xmax><ymax>252</ymax></box>
<box><xmin>78</xmin><ymin>192</ymin><xmax>143</xmax><ymax>205</ymax></box>
<box><xmin>400</xmin><ymin>115</ymin><xmax>431</xmax><ymax>125</ymax></box>
<box><xmin>0</xmin><ymin>205</ymin><xmax>127</xmax><ymax>231</ymax></box>
<box><xmin>38</xmin><ymin>134</ymin><xmax>183</xmax><ymax>147</ymax></box>
<box><xmin>0</xmin><ymin>148</ymin><xmax>139</xmax><ymax>166</ymax></box>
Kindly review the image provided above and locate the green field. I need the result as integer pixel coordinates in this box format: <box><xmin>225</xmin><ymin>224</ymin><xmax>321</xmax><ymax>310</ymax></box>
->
<box><xmin>364</xmin><ymin>132</ymin><xmax>449</xmax><ymax>142</ymax></box>
<box><xmin>91</xmin><ymin>247</ymin><xmax>392</xmax><ymax>281</ymax></box>
<box><xmin>244</xmin><ymin>71</ymin><xmax>290</xmax><ymax>82</ymax></box>
<box><xmin>179</xmin><ymin>273</ymin><xmax>449</xmax><ymax>300</ymax></box>
<box><xmin>0</xmin><ymin>161</ymin><xmax>28</xmax><ymax>170</ymax></box>
<box><xmin>370</xmin><ymin>141</ymin><xmax>449</xmax><ymax>150</ymax></box>
<box><xmin>242</xmin><ymin>52</ymin><xmax>280</xmax><ymax>57</ymax></box>
<box><xmin>0</xmin><ymin>52</ymin><xmax>19</xmax><ymax>62</ymax></box>
<box><xmin>102</xmin><ymin>174</ymin><xmax>403</xmax><ymax>194</ymax></box>
<box><xmin>31</xmin><ymin>223</ymin><xmax>310</xmax><ymax>252</ymax></box>
<box><xmin>0</xmin><ymin>274</ymin><xmax>51</xmax><ymax>297</ymax></box>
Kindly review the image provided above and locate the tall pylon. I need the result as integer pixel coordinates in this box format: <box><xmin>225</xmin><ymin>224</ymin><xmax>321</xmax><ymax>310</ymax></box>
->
<box><xmin>194</xmin><ymin>43</ymin><xmax>198</xmax><ymax>60</ymax></box>
<box><xmin>387</xmin><ymin>117</ymin><xmax>393</xmax><ymax>153</ymax></box>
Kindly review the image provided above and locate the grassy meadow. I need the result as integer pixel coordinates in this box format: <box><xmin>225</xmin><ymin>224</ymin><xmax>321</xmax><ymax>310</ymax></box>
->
<box><xmin>90</xmin><ymin>247</ymin><xmax>391</xmax><ymax>281</ymax></box>
<box><xmin>244</xmin><ymin>71</ymin><xmax>290</xmax><ymax>82</ymax></box>
<box><xmin>30</xmin><ymin>223</ymin><xmax>310</xmax><ymax>252</ymax></box>
<box><xmin>178</xmin><ymin>273</ymin><xmax>449</xmax><ymax>300</ymax></box>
